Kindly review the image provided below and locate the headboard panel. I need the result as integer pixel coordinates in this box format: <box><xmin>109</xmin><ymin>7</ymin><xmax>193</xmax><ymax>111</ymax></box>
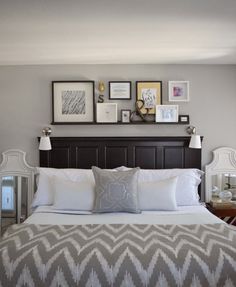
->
<box><xmin>39</xmin><ymin>137</ymin><xmax>202</xmax><ymax>170</ymax></box>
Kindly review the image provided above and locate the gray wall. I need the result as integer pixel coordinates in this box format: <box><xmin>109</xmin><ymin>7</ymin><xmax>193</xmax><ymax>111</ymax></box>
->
<box><xmin>0</xmin><ymin>64</ymin><xmax>236</xmax><ymax>168</ymax></box>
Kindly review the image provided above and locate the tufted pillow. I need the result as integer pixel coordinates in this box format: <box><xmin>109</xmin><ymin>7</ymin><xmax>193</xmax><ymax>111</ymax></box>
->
<box><xmin>92</xmin><ymin>166</ymin><xmax>140</xmax><ymax>213</ymax></box>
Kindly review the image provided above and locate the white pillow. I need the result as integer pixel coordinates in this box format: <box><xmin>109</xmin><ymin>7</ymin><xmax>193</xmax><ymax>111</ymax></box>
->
<box><xmin>139</xmin><ymin>177</ymin><xmax>178</xmax><ymax>211</ymax></box>
<box><xmin>37</xmin><ymin>167</ymin><xmax>95</xmax><ymax>182</ymax></box>
<box><xmin>52</xmin><ymin>176</ymin><xmax>95</xmax><ymax>211</ymax></box>
<box><xmin>32</xmin><ymin>167</ymin><xmax>122</xmax><ymax>207</ymax></box>
<box><xmin>32</xmin><ymin>168</ymin><xmax>95</xmax><ymax>207</ymax></box>
<box><xmin>32</xmin><ymin>171</ymin><xmax>54</xmax><ymax>207</ymax></box>
<box><xmin>117</xmin><ymin>167</ymin><xmax>203</xmax><ymax>206</ymax></box>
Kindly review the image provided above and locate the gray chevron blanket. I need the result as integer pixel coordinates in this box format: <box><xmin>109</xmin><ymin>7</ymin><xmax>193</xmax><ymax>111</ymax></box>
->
<box><xmin>0</xmin><ymin>223</ymin><xmax>236</xmax><ymax>287</ymax></box>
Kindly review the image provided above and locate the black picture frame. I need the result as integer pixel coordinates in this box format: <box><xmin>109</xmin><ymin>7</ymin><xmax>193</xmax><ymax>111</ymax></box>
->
<box><xmin>52</xmin><ymin>81</ymin><xmax>95</xmax><ymax>124</ymax></box>
<box><xmin>178</xmin><ymin>115</ymin><xmax>190</xmax><ymax>124</ymax></box>
<box><xmin>109</xmin><ymin>81</ymin><xmax>132</xmax><ymax>100</ymax></box>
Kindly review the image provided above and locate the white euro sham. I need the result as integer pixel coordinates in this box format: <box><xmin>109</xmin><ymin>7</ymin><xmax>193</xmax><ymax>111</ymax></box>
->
<box><xmin>117</xmin><ymin>167</ymin><xmax>203</xmax><ymax>206</ymax></box>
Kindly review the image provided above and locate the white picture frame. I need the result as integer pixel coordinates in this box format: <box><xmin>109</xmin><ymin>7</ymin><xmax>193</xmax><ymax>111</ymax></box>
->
<box><xmin>155</xmin><ymin>105</ymin><xmax>179</xmax><ymax>122</ymax></box>
<box><xmin>96</xmin><ymin>103</ymin><xmax>118</xmax><ymax>123</ymax></box>
<box><xmin>168</xmin><ymin>81</ymin><xmax>189</xmax><ymax>102</ymax></box>
<box><xmin>121</xmin><ymin>110</ymin><xmax>131</xmax><ymax>123</ymax></box>
<box><xmin>52</xmin><ymin>81</ymin><xmax>95</xmax><ymax>123</ymax></box>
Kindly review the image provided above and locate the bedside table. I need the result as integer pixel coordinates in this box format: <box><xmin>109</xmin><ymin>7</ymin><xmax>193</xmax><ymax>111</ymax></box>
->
<box><xmin>0</xmin><ymin>150</ymin><xmax>35</xmax><ymax>236</ymax></box>
<box><xmin>206</xmin><ymin>203</ymin><xmax>236</xmax><ymax>225</ymax></box>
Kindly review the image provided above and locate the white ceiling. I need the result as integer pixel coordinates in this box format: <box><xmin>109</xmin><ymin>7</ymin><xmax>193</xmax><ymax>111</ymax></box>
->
<box><xmin>0</xmin><ymin>0</ymin><xmax>236</xmax><ymax>65</ymax></box>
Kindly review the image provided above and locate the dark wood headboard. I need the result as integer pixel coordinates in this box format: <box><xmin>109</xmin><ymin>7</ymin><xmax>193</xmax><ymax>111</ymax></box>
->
<box><xmin>39</xmin><ymin>136</ymin><xmax>202</xmax><ymax>170</ymax></box>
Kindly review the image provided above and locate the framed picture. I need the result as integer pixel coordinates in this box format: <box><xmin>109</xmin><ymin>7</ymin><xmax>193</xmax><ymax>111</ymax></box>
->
<box><xmin>96</xmin><ymin>103</ymin><xmax>118</xmax><ymax>123</ymax></box>
<box><xmin>52</xmin><ymin>81</ymin><xmax>95</xmax><ymax>124</ymax></box>
<box><xmin>179</xmin><ymin>115</ymin><xmax>190</xmax><ymax>124</ymax></box>
<box><xmin>168</xmin><ymin>81</ymin><xmax>189</xmax><ymax>102</ymax></box>
<box><xmin>155</xmin><ymin>105</ymin><xmax>179</xmax><ymax>122</ymax></box>
<box><xmin>121</xmin><ymin>110</ymin><xmax>131</xmax><ymax>123</ymax></box>
<box><xmin>109</xmin><ymin>81</ymin><xmax>131</xmax><ymax>100</ymax></box>
<box><xmin>136</xmin><ymin>81</ymin><xmax>162</xmax><ymax>114</ymax></box>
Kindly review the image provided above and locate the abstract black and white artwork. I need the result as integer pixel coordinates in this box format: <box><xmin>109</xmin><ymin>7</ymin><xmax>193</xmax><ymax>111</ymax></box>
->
<box><xmin>61</xmin><ymin>90</ymin><xmax>86</xmax><ymax>115</ymax></box>
<box><xmin>52</xmin><ymin>81</ymin><xmax>95</xmax><ymax>123</ymax></box>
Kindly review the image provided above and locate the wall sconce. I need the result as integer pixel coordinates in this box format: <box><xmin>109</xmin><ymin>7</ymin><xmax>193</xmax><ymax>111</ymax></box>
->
<box><xmin>39</xmin><ymin>127</ymin><xmax>52</xmax><ymax>150</ymax></box>
<box><xmin>186</xmin><ymin>126</ymin><xmax>201</xmax><ymax>149</ymax></box>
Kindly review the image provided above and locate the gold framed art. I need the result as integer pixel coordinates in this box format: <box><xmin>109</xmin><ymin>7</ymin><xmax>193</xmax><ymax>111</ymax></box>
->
<box><xmin>136</xmin><ymin>81</ymin><xmax>162</xmax><ymax>114</ymax></box>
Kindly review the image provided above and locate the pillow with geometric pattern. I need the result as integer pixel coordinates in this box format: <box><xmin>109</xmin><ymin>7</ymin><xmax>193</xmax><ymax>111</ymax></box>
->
<box><xmin>92</xmin><ymin>166</ymin><xmax>140</xmax><ymax>213</ymax></box>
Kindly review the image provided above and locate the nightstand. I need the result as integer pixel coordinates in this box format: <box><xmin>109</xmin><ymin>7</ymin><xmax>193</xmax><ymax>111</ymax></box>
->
<box><xmin>0</xmin><ymin>150</ymin><xmax>35</xmax><ymax>236</ymax></box>
<box><xmin>206</xmin><ymin>202</ymin><xmax>236</xmax><ymax>225</ymax></box>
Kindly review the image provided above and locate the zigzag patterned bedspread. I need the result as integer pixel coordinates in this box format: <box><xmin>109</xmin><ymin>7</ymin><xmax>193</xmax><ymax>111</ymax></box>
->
<box><xmin>0</xmin><ymin>223</ymin><xmax>236</xmax><ymax>287</ymax></box>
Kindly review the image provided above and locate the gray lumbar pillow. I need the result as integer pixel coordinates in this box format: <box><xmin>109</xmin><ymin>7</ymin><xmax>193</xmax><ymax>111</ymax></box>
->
<box><xmin>92</xmin><ymin>166</ymin><xmax>140</xmax><ymax>213</ymax></box>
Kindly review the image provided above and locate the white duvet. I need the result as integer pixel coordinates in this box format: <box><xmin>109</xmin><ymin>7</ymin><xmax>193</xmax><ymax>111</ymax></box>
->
<box><xmin>25</xmin><ymin>205</ymin><xmax>223</xmax><ymax>225</ymax></box>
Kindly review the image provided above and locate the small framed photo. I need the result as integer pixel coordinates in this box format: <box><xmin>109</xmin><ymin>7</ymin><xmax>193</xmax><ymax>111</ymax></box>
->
<box><xmin>52</xmin><ymin>81</ymin><xmax>95</xmax><ymax>124</ymax></box>
<box><xmin>121</xmin><ymin>110</ymin><xmax>131</xmax><ymax>123</ymax></box>
<box><xmin>96</xmin><ymin>103</ymin><xmax>118</xmax><ymax>123</ymax></box>
<box><xmin>155</xmin><ymin>105</ymin><xmax>179</xmax><ymax>123</ymax></box>
<box><xmin>168</xmin><ymin>81</ymin><xmax>189</xmax><ymax>102</ymax></box>
<box><xmin>179</xmin><ymin>115</ymin><xmax>190</xmax><ymax>124</ymax></box>
<box><xmin>136</xmin><ymin>81</ymin><xmax>162</xmax><ymax>114</ymax></box>
<box><xmin>109</xmin><ymin>81</ymin><xmax>131</xmax><ymax>100</ymax></box>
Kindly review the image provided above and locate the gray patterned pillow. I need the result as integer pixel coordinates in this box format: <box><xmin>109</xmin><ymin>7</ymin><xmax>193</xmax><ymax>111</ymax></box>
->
<box><xmin>92</xmin><ymin>166</ymin><xmax>140</xmax><ymax>213</ymax></box>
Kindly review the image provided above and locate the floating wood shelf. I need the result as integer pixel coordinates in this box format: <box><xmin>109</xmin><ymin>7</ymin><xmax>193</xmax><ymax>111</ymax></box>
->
<box><xmin>51</xmin><ymin>121</ymin><xmax>189</xmax><ymax>125</ymax></box>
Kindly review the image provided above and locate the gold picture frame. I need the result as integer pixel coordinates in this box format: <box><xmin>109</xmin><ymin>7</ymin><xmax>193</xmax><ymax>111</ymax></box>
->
<box><xmin>136</xmin><ymin>81</ymin><xmax>162</xmax><ymax>114</ymax></box>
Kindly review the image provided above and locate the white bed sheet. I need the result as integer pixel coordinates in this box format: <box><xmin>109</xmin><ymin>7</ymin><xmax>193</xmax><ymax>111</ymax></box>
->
<box><xmin>25</xmin><ymin>205</ymin><xmax>223</xmax><ymax>225</ymax></box>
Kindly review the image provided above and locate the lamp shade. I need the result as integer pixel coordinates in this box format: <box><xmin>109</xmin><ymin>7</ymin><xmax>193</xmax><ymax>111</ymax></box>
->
<box><xmin>189</xmin><ymin>135</ymin><xmax>201</xmax><ymax>149</ymax></box>
<box><xmin>39</xmin><ymin>136</ymin><xmax>52</xmax><ymax>150</ymax></box>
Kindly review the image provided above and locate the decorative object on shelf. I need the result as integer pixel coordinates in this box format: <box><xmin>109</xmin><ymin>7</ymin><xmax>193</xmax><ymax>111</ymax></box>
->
<box><xmin>168</xmin><ymin>81</ymin><xmax>189</xmax><ymax>102</ymax></box>
<box><xmin>223</xmin><ymin>173</ymin><xmax>236</xmax><ymax>200</ymax></box>
<box><xmin>219</xmin><ymin>190</ymin><xmax>233</xmax><ymax>202</ymax></box>
<box><xmin>96</xmin><ymin>103</ymin><xmax>118</xmax><ymax>123</ymax></box>
<box><xmin>209</xmin><ymin>199</ymin><xmax>234</xmax><ymax>208</ymax></box>
<box><xmin>212</xmin><ymin>185</ymin><xmax>220</xmax><ymax>197</ymax></box>
<box><xmin>121</xmin><ymin>110</ymin><xmax>131</xmax><ymax>123</ymax></box>
<box><xmin>155</xmin><ymin>105</ymin><xmax>178</xmax><ymax>123</ymax></box>
<box><xmin>179</xmin><ymin>115</ymin><xmax>190</xmax><ymax>124</ymax></box>
<box><xmin>186</xmin><ymin>125</ymin><xmax>201</xmax><ymax>149</ymax></box>
<box><xmin>52</xmin><ymin>81</ymin><xmax>95</xmax><ymax>124</ymax></box>
<box><xmin>136</xmin><ymin>81</ymin><xmax>162</xmax><ymax>114</ymax></box>
<box><xmin>98</xmin><ymin>81</ymin><xmax>105</xmax><ymax>103</ymax></box>
<box><xmin>130</xmin><ymin>100</ymin><xmax>151</xmax><ymax>122</ymax></box>
<box><xmin>109</xmin><ymin>81</ymin><xmax>131</xmax><ymax>100</ymax></box>
<box><xmin>39</xmin><ymin>127</ymin><xmax>52</xmax><ymax>150</ymax></box>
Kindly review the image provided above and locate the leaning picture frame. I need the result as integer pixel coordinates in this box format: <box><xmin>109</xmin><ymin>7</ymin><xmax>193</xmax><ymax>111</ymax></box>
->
<box><xmin>52</xmin><ymin>81</ymin><xmax>95</xmax><ymax>124</ymax></box>
<box><xmin>155</xmin><ymin>105</ymin><xmax>179</xmax><ymax>123</ymax></box>
<box><xmin>96</xmin><ymin>103</ymin><xmax>118</xmax><ymax>123</ymax></box>
<box><xmin>136</xmin><ymin>81</ymin><xmax>162</xmax><ymax>114</ymax></box>
<box><xmin>109</xmin><ymin>81</ymin><xmax>132</xmax><ymax>100</ymax></box>
<box><xmin>168</xmin><ymin>81</ymin><xmax>189</xmax><ymax>102</ymax></box>
<box><xmin>121</xmin><ymin>109</ymin><xmax>131</xmax><ymax>123</ymax></box>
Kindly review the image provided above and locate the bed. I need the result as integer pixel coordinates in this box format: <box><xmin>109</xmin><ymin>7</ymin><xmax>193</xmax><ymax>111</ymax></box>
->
<box><xmin>0</xmin><ymin>137</ymin><xmax>236</xmax><ymax>287</ymax></box>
